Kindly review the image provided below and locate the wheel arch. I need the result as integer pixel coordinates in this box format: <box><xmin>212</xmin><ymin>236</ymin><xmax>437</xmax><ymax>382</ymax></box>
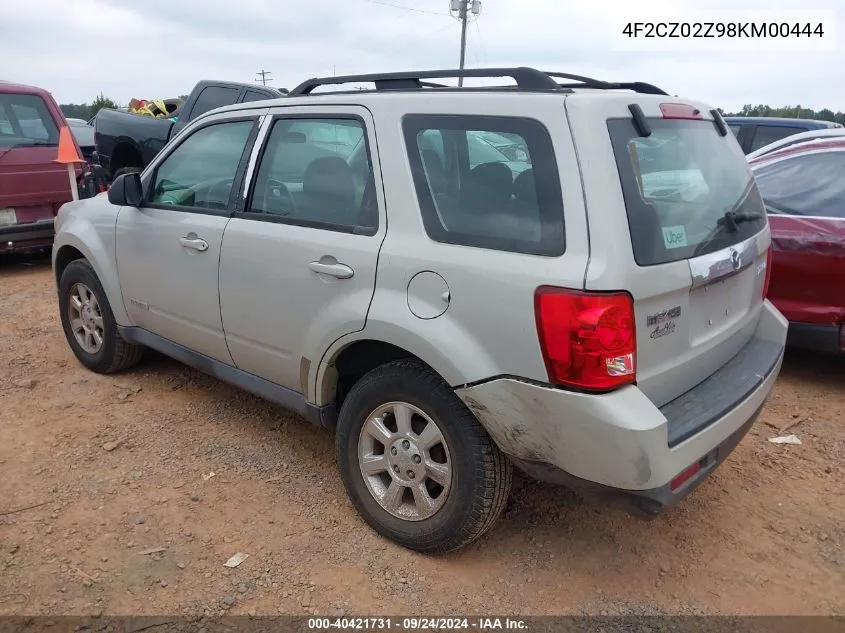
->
<box><xmin>109</xmin><ymin>139</ymin><xmax>143</xmax><ymax>175</ymax></box>
<box><xmin>313</xmin><ymin>323</ymin><xmax>493</xmax><ymax>409</ymax></box>
<box><xmin>53</xmin><ymin>232</ymin><xmax>129</xmax><ymax>325</ymax></box>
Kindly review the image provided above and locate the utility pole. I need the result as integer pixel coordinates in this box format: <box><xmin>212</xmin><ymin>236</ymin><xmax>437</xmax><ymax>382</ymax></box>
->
<box><xmin>450</xmin><ymin>1</ymin><xmax>482</xmax><ymax>86</ymax></box>
<box><xmin>255</xmin><ymin>69</ymin><xmax>273</xmax><ymax>86</ymax></box>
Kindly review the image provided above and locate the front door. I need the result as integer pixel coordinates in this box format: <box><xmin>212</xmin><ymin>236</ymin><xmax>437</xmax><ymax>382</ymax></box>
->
<box><xmin>219</xmin><ymin>106</ymin><xmax>385</xmax><ymax>392</ymax></box>
<box><xmin>115</xmin><ymin>113</ymin><xmax>261</xmax><ymax>363</ymax></box>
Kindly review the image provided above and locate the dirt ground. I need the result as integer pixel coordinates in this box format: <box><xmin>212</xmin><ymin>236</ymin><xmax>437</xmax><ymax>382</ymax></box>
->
<box><xmin>1</xmin><ymin>251</ymin><xmax>843</xmax><ymax>618</ymax></box>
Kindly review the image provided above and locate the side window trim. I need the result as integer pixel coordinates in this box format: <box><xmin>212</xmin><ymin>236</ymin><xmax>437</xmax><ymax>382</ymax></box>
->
<box><xmin>142</xmin><ymin>115</ymin><xmax>262</xmax><ymax>217</ymax></box>
<box><xmin>234</xmin><ymin>111</ymin><xmax>380</xmax><ymax>236</ymax></box>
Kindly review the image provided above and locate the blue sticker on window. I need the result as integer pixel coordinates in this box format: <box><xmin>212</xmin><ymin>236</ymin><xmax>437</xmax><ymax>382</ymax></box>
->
<box><xmin>662</xmin><ymin>225</ymin><xmax>688</xmax><ymax>249</ymax></box>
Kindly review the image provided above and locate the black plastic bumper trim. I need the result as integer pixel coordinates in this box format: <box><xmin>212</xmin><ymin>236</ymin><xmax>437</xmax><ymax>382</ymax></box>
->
<box><xmin>662</xmin><ymin>337</ymin><xmax>782</xmax><ymax>448</ymax></box>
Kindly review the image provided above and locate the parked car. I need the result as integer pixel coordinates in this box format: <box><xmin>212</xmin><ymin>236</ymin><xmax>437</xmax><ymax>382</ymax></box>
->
<box><xmin>0</xmin><ymin>81</ymin><xmax>82</xmax><ymax>253</ymax></box>
<box><xmin>52</xmin><ymin>67</ymin><xmax>787</xmax><ymax>552</ymax></box>
<box><xmin>67</xmin><ymin>117</ymin><xmax>96</xmax><ymax>163</ymax></box>
<box><xmin>92</xmin><ymin>80</ymin><xmax>284</xmax><ymax>179</ymax></box>
<box><xmin>750</xmin><ymin>138</ymin><xmax>845</xmax><ymax>355</ymax></box>
<box><xmin>725</xmin><ymin>116</ymin><xmax>843</xmax><ymax>155</ymax></box>
<box><xmin>747</xmin><ymin>127</ymin><xmax>845</xmax><ymax>161</ymax></box>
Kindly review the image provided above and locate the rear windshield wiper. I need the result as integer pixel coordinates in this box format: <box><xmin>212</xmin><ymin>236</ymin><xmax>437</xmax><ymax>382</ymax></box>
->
<box><xmin>692</xmin><ymin>192</ymin><xmax>762</xmax><ymax>258</ymax></box>
<box><xmin>716</xmin><ymin>210</ymin><xmax>764</xmax><ymax>232</ymax></box>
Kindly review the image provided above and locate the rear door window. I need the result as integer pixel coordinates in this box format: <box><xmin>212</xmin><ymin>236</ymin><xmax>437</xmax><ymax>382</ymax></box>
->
<box><xmin>189</xmin><ymin>86</ymin><xmax>240</xmax><ymax>119</ymax></box>
<box><xmin>750</xmin><ymin>125</ymin><xmax>806</xmax><ymax>152</ymax></box>
<box><xmin>242</xmin><ymin>90</ymin><xmax>271</xmax><ymax>103</ymax></box>
<box><xmin>0</xmin><ymin>93</ymin><xmax>59</xmax><ymax>148</ymax></box>
<box><xmin>608</xmin><ymin>118</ymin><xmax>766</xmax><ymax>266</ymax></box>
<box><xmin>753</xmin><ymin>150</ymin><xmax>845</xmax><ymax>219</ymax></box>
<box><xmin>245</xmin><ymin>117</ymin><xmax>376</xmax><ymax>233</ymax></box>
<box><xmin>403</xmin><ymin>114</ymin><xmax>564</xmax><ymax>256</ymax></box>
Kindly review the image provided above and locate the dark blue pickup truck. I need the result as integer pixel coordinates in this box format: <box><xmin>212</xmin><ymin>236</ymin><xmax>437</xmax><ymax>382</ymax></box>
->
<box><xmin>92</xmin><ymin>80</ymin><xmax>284</xmax><ymax>178</ymax></box>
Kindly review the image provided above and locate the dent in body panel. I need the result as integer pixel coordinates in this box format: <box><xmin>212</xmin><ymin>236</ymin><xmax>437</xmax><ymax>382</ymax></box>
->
<box><xmin>457</xmin><ymin>380</ymin><xmax>662</xmax><ymax>489</ymax></box>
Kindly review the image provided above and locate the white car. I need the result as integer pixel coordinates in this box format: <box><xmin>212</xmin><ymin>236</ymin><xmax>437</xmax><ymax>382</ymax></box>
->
<box><xmin>51</xmin><ymin>67</ymin><xmax>787</xmax><ymax>552</ymax></box>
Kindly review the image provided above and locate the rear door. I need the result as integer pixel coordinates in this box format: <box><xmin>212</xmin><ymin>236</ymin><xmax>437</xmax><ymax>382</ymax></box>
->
<box><xmin>751</xmin><ymin>147</ymin><xmax>845</xmax><ymax>325</ymax></box>
<box><xmin>568</xmin><ymin>97</ymin><xmax>770</xmax><ymax>408</ymax></box>
<box><xmin>218</xmin><ymin>105</ymin><xmax>385</xmax><ymax>393</ymax></box>
<box><xmin>0</xmin><ymin>91</ymin><xmax>70</xmax><ymax>223</ymax></box>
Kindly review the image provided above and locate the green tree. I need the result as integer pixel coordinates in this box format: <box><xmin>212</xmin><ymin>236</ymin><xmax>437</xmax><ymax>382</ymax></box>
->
<box><xmin>724</xmin><ymin>104</ymin><xmax>845</xmax><ymax>124</ymax></box>
<box><xmin>90</xmin><ymin>93</ymin><xmax>119</xmax><ymax>116</ymax></box>
<box><xmin>60</xmin><ymin>103</ymin><xmax>93</xmax><ymax>120</ymax></box>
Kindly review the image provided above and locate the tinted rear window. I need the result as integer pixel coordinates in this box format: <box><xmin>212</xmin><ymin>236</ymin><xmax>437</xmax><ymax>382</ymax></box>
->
<box><xmin>0</xmin><ymin>93</ymin><xmax>59</xmax><ymax>149</ymax></box>
<box><xmin>750</xmin><ymin>125</ymin><xmax>806</xmax><ymax>152</ymax></box>
<box><xmin>608</xmin><ymin>118</ymin><xmax>766</xmax><ymax>266</ymax></box>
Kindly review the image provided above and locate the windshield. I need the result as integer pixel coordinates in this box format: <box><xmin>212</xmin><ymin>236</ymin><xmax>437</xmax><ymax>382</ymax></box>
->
<box><xmin>69</xmin><ymin>123</ymin><xmax>95</xmax><ymax>147</ymax></box>
<box><xmin>608</xmin><ymin>118</ymin><xmax>766</xmax><ymax>266</ymax></box>
<box><xmin>0</xmin><ymin>93</ymin><xmax>59</xmax><ymax>149</ymax></box>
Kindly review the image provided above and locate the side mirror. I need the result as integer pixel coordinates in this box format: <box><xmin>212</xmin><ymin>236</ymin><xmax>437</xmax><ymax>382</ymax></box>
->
<box><xmin>108</xmin><ymin>172</ymin><xmax>143</xmax><ymax>207</ymax></box>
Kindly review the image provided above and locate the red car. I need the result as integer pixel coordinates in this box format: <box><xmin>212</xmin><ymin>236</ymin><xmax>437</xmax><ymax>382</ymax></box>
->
<box><xmin>750</xmin><ymin>138</ymin><xmax>845</xmax><ymax>355</ymax></box>
<box><xmin>0</xmin><ymin>81</ymin><xmax>82</xmax><ymax>253</ymax></box>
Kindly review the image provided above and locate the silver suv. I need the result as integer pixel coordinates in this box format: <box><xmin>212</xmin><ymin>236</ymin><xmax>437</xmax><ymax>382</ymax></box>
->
<box><xmin>52</xmin><ymin>68</ymin><xmax>788</xmax><ymax>553</ymax></box>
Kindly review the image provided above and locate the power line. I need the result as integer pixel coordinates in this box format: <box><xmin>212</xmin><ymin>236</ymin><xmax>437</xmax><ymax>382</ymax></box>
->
<box><xmin>360</xmin><ymin>0</ymin><xmax>450</xmax><ymax>17</ymax></box>
<box><xmin>474</xmin><ymin>20</ymin><xmax>488</xmax><ymax>64</ymax></box>
<box><xmin>255</xmin><ymin>69</ymin><xmax>273</xmax><ymax>86</ymax></box>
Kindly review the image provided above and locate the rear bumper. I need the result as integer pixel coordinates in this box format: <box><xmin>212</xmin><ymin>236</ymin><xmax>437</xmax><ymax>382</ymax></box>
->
<box><xmin>456</xmin><ymin>300</ymin><xmax>788</xmax><ymax>515</ymax></box>
<box><xmin>787</xmin><ymin>321</ymin><xmax>844</xmax><ymax>356</ymax></box>
<box><xmin>0</xmin><ymin>219</ymin><xmax>55</xmax><ymax>252</ymax></box>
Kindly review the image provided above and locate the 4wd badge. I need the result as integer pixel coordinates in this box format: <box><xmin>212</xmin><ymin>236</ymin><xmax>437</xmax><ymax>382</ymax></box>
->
<box><xmin>647</xmin><ymin>305</ymin><xmax>681</xmax><ymax>340</ymax></box>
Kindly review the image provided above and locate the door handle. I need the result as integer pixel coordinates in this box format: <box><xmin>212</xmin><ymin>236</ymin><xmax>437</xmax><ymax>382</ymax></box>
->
<box><xmin>179</xmin><ymin>236</ymin><xmax>209</xmax><ymax>252</ymax></box>
<box><xmin>308</xmin><ymin>260</ymin><xmax>354</xmax><ymax>279</ymax></box>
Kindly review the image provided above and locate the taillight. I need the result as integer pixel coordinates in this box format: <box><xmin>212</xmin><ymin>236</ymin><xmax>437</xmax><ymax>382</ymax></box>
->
<box><xmin>534</xmin><ymin>287</ymin><xmax>636</xmax><ymax>391</ymax></box>
<box><xmin>762</xmin><ymin>245</ymin><xmax>773</xmax><ymax>299</ymax></box>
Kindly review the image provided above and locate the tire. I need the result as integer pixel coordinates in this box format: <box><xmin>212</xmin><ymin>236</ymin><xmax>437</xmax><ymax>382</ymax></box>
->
<box><xmin>58</xmin><ymin>259</ymin><xmax>145</xmax><ymax>374</ymax></box>
<box><xmin>336</xmin><ymin>359</ymin><xmax>512</xmax><ymax>553</ymax></box>
<box><xmin>110</xmin><ymin>166</ymin><xmax>140</xmax><ymax>181</ymax></box>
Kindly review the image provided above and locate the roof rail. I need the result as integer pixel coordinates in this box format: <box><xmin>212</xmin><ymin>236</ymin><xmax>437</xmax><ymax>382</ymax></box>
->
<box><xmin>289</xmin><ymin>67</ymin><xmax>560</xmax><ymax>95</ymax></box>
<box><xmin>288</xmin><ymin>67</ymin><xmax>668</xmax><ymax>97</ymax></box>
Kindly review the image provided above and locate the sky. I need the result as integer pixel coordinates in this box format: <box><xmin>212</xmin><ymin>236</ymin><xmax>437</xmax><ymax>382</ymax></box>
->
<box><xmin>1</xmin><ymin>0</ymin><xmax>842</xmax><ymax>112</ymax></box>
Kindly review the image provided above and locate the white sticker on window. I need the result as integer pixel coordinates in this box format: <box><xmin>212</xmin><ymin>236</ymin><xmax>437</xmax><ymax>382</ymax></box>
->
<box><xmin>662</xmin><ymin>225</ymin><xmax>688</xmax><ymax>249</ymax></box>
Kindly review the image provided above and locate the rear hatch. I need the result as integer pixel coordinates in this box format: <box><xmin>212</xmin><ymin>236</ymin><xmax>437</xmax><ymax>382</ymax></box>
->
<box><xmin>0</xmin><ymin>91</ymin><xmax>73</xmax><ymax>227</ymax></box>
<box><xmin>567</xmin><ymin>94</ymin><xmax>771</xmax><ymax>409</ymax></box>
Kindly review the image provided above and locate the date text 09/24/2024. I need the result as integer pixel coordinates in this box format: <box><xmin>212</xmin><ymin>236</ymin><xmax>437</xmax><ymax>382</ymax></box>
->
<box><xmin>622</xmin><ymin>22</ymin><xmax>825</xmax><ymax>38</ymax></box>
<box><xmin>307</xmin><ymin>617</ymin><xmax>528</xmax><ymax>630</ymax></box>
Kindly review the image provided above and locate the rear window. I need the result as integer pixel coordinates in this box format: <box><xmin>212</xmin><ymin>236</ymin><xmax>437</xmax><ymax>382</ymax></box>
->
<box><xmin>0</xmin><ymin>93</ymin><xmax>59</xmax><ymax>149</ymax></box>
<box><xmin>403</xmin><ymin>114</ymin><xmax>564</xmax><ymax>257</ymax></box>
<box><xmin>608</xmin><ymin>118</ymin><xmax>766</xmax><ymax>266</ymax></box>
<box><xmin>750</xmin><ymin>125</ymin><xmax>806</xmax><ymax>152</ymax></box>
<box><xmin>753</xmin><ymin>150</ymin><xmax>845</xmax><ymax>219</ymax></box>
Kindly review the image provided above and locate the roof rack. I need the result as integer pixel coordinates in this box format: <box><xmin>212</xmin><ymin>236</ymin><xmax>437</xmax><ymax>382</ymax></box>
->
<box><xmin>288</xmin><ymin>67</ymin><xmax>667</xmax><ymax>96</ymax></box>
